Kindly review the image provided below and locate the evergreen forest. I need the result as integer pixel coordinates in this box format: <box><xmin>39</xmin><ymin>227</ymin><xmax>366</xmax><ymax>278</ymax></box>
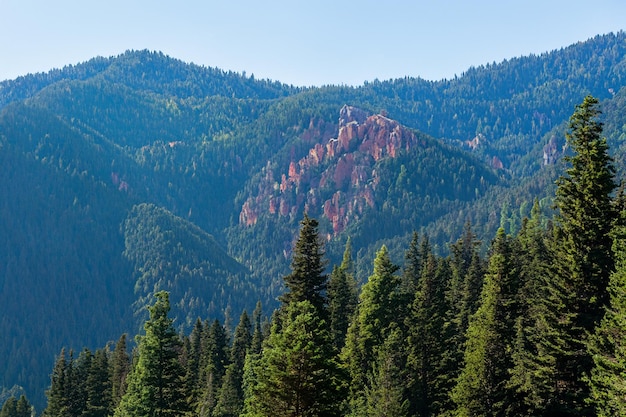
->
<box><xmin>2</xmin><ymin>32</ymin><xmax>626</xmax><ymax>415</ymax></box>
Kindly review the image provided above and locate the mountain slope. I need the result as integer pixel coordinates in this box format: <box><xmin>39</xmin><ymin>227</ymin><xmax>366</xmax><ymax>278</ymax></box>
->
<box><xmin>1</xmin><ymin>32</ymin><xmax>626</xmax><ymax>409</ymax></box>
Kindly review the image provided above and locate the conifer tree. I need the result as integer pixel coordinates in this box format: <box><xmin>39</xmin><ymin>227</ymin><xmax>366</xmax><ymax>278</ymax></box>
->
<box><xmin>43</xmin><ymin>348</ymin><xmax>69</xmax><ymax>417</ymax></box>
<box><xmin>85</xmin><ymin>348</ymin><xmax>112</xmax><ymax>417</ymax></box>
<box><xmin>406</xmin><ymin>241</ymin><xmax>454</xmax><ymax>416</ymax></box>
<box><xmin>328</xmin><ymin>239</ymin><xmax>358</xmax><ymax>349</ymax></box>
<box><xmin>197</xmin><ymin>319</ymin><xmax>229</xmax><ymax>417</ymax></box>
<box><xmin>549</xmin><ymin>95</ymin><xmax>617</xmax><ymax>415</ymax></box>
<box><xmin>0</xmin><ymin>397</ymin><xmax>17</xmax><ymax>417</ymax></box>
<box><xmin>114</xmin><ymin>291</ymin><xmax>187</xmax><ymax>417</ymax></box>
<box><xmin>508</xmin><ymin>201</ymin><xmax>558</xmax><ymax>416</ymax></box>
<box><xmin>15</xmin><ymin>396</ymin><xmax>31</xmax><ymax>417</ymax></box>
<box><xmin>280</xmin><ymin>214</ymin><xmax>328</xmax><ymax>318</ymax></box>
<box><xmin>0</xmin><ymin>395</ymin><xmax>31</xmax><ymax>417</ymax></box>
<box><xmin>365</xmin><ymin>324</ymin><xmax>409</xmax><ymax>417</ymax></box>
<box><xmin>183</xmin><ymin>318</ymin><xmax>204</xmax><ymax>412</ymax></box>
<box><xmin>343</xmin><ymin>245</ymin><xmax>401</xmax><ymax>416</ymax></box>
<box><xmin>555</xmin><ymin>95</ymin><xmax>616</xmax><ymax>322</ymax></box>
<box><xmin>110</xmin><ymin>333</ymin><xmax>130</xmax><ymax>409</ymax></box>
<box><xmin>248</xmin><ymin>300</ymin><xmax>346</xmax><ymax>417</ymax></box>
<box><xmin>214</xmin><ymin>310</ymin><xmax>252</xmax><ymax>417</ymax></box>
<box><xmin>250</xmin><ymin>301</ymin><xmax>264</xmax><ymax>355</ymax></box>
<box><xmin>587</xmin><ymin>207</ymin><xmax>626</xmax><ymax>416</ymax></box>
<box><xmin>445</xmin><ymin>223</ymin><xmax>484</xmax><ymax>379</ymax></box>
<box><xmin>452</xmin><ymin>228</ymin><xmax>519</xmax><ymax>416</ymax></box>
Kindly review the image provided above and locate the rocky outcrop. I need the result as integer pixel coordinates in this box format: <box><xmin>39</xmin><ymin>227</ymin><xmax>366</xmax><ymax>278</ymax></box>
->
<box><xmin>239</xmin><ymin>105</ymin><xmax>421</xmax><ymax>235</ymax></box>
<box><xmin>543</xmin><ymin>134</ymin><xmax>561</xmax><ymax>165</ymax></box>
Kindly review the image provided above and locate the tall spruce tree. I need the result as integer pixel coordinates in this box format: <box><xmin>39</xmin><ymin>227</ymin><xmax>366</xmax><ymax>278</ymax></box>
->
<box><xmin>247</xmin><ymin>300</ymin><xmax>346</xmax><ymax>417</ymax></box>
<box><xmin>550</xmin><ymin>95</ymin><xmax>617</xmax><ymax>415</ymax></box>
<box><xmin>197</xmin><ymin>319</ymin><xmax>229</xmax><ymax>417</ymax></box>
<box><xmin>114</xmin><ymin>291</ymin><xmax>187</xmax><ymax>417</ymax></box>
<box><xmin>452</xmin><ymin>228</ymin><xmax>520</xmax><ymax>417</ymax></box>
<box><xmin>280</xmin><ymin>214</ymin><xmax>328</xmax><ymax>318</ymax></box>
<box><xmin>328</xmin><ymin>239</ymin><xmax>358</xmax><ymax>349</ymax></box>
<box><xmin>43</xmin><ymin>348</ymin><xmax>69</xmax><ymax>417</ymax></box>
<box><xmin>110</xmin><ymin>334</ymin><xmax>130</xmax><ymax>410</ymax></box>
<box><xmin>213</xmin><ymin>310</ymin><xmax>252</xmax><ymax>417</ymax></box>
<box><xmin>406</xmin><ymin>240</ymin><xmax>454</xmax><ymax>416</ymax></box>
<box><xmin>555</xmin><ymin>94</ymin><xmax>616</xmax><ymax>323</ymax></box>
<box><xmin>343</xmin><ymin>245</ymin><xmax>402</xmax><ymax>416</ymax></box>
<box><xmin>1</xmin><ymin>395</ymin><xmax>31</xmax><ymax>417</ymax></box>
<box><xmin>183</xmin><ymin>319</ymin><xmax>204</xmax><ymax>412</ymax></box>
<box><xmin>587</xmin><ymin>207</ymin><xmax>626</xmax><ymax>416</ymax></box>
<box><xmin>365</xmin><ymin>324</ymin><xmax>409</xmax><ymax>417</ymax></box>
<box><xmin>85</xmin><ymin>348</ymin><xmax>112</xmax><ymax>417</ymax></box>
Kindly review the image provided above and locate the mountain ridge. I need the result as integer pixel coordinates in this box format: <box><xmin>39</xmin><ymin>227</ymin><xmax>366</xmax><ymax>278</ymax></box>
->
<box><xmin>2</xmin><ymin>31</ymin><xmax>626</xmax><ymax>409</ymax></box>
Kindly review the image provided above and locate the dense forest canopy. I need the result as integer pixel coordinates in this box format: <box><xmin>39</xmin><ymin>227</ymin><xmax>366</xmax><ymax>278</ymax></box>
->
<box><xmin>1</xmin><ymin>32</ymin><xmax>626</xmax><ymax>413</ymax></box>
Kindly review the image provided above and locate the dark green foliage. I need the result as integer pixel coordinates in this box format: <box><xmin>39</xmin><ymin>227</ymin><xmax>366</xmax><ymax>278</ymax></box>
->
<box><xmin>452</xmin><ymin>228</ymin><xmax>520</xmax><ymax>416</ymax></box>
<box><xmin>122</xmin><ymin>203</ymin><xmax>252</xmax><ymax>330</ymax></box>
<box><xmin>343</xmin><ymin>245</ymin><xmax>402</xmax><ymax>415</ymax></box>
<box><xmin>213</xmin><ymin>311</ymin><xmax>252</xmax><ymax>417</ymax></box>
<box><xmin>110</xmin><ymin>334</ymin><xmax>131</xmax><ymax>409</ymax></box>
<box><xmin>115</xmin><ymin>291</ymin><xmax>187</xmax><ymax>417</ymax></box>
<box><xmin>587</xmin><ymin>207</ymin><xmax>626</xmax><ymax>416</ymax></box>
<box><xmin>555</xmin><ymin>95</ymin><xmax>617</xmax><ymax>317</ymax></box>
<box><xmin>328</xmin><ymin>239</ymin><xmax>359</xmax><ymax>349</ymax></box>
<box><xmin>0</xmin><ymin>395</ymin><xmax>31</xmax><ymax>417</ymax></box>
<box><xmin>507</xmin><ymin>201</ymin><xmax>558</xmax><ymax>416</ymax></box>
<box><xmin>548</xmin><ymin>95</ymin><xmax>617</xmax><ymax>415</ymax></box>
<box><xmin>365</xmin><ymin>324</ymin><xmax>409</xmax><ymax>417</ymax></box>
<box><xmin>246</xmin><ymin>300</ymin><xmax>346</xmax><ymax>417</ymax></box>
<box><xmin>197</xmin><ymin>320</ymin><xmax>229</xmax><ymax>417</ymax></box>
<box><xmin>280</xmin><ymin>215</ymin><xmax>329</xmax><ymax>318</ymax></box>
<box><xmin>182</xmin><ymin>319</ymin><xmax>203</xmax><ymax>411</ymax></box>
<box><xmin>84</xmin><ymin>349</ymin><xmax>113</xmax><ymax>417</ymax></box>
<box><xmin>405</xmin><ymin>239</ymin><xmax>454</xmax><ymax>416</ymax></box>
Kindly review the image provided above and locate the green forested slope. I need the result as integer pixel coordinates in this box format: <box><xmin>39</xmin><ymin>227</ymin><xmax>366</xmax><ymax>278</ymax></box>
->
<box><xmin>1</xmin><ymin>32</ymin><xmax>626</xmax><ymax>410</ymax></box>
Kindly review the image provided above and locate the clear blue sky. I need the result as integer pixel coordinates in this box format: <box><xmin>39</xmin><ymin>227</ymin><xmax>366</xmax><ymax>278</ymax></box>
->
<box><xmin>1</xmin><ymin>0</ymin><xmax>625</xmax><ymax>86</ymax></box>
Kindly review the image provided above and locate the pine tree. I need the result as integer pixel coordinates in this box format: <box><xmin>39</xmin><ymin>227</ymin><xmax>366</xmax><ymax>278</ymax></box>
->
<box><xmin>183</xmin><ymin>318</ymin><xmax>203</xmax><ymax>412</ymax></box>
<box><xmin>249</xmin><ymin>300</ymin><xmax>346</xmax><ymax>417</ymax></box>
<box><xmin>508</xmin><ymin>201</ymin><xmax>558</xmax><ymax>416</ymax></box>
<box><xmin>0</xmin><ymin>396</ymin><xmax>31</xmax><ymax>417</ymax></box>
<box><xmin>328</xmin><ymin>239</ymin><xmax>358</xmax><ymax>349</ymax></box>
<box><xmin>550</xmin><ymin>95</ymin><xmax>617</xmax><ymax>415</ymax></box>
<box><xmin>250</xmin><ymin>301</ymin><xmax>264</xmax><ymax>355</ymax></box>
<box><xmin>43</xmin><ymin>348</ymin><xmax>69</xmax><ymax>417</ymax></box>
<box><xmin>280</xmin><ymin>214</ymin><xmax>328</xmax><ymax>318</ymax></box>
<box><xmin>406</xmin><ymin>242</ymin><xmax>453</xmax><ymax>416</ymax></box>
<box><xmin>0</xmin><ymin>397</ymin><xmax>17</xmax><ymax>417</ymax></box>
<box><xmin>555</xmin><ymin>95</ymin><xmax>616</xmax><ymax>323</ymax></box>
<box><xmin>197</xmin><ymin>319</ymin><xmax>229</xmax><ymax>417</ymax></box>
<box><xmin>452</xmin><ymin>228</ymin><xmax>519</xmax><ymax>417</ymax></box>
<box><xmin>15</xmin><ymin>396</ymin><xmax>31</xmax><ymax>417</ymax></box>
<box><xmin>214</xmin><ymin>310</ymin><xmax>252</xmax><ymax>417</ymax></box>
<box><xmin>587</xmin><ymin>208</ymin><xmax>626</xmax><ymax>416</ymax></box>
<box><xmin>343</xmin><ymin>245</ymin><xmax>401</xmax><ymax>416</ymax></box>
<box><xmin>444</xmin><ymin>223</ymin><xmax>484</xmax><ymax>384</ymax></box>
<box><xmin>110</xmin><ymin>333</ymin><xmax>130</xmax><ymax>409</ymax></box>
<box><xmin>114</xmin><ymin>291</ymin><xmax>187</xmax><ymax>417</ymax></box>
<box><xmin>365</xmin><ymin>324</ymin><xmax>409</xmax><ymax>417</ymax></box>
<box><xmin>85</xmin><ymin>348</ymin><xmax>112</xmax><ymax>417</ymax></box>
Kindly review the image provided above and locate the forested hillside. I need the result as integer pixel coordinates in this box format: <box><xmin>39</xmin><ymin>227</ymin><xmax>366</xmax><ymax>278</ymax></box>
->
<box><xmin>1</xmin><ymin>32</ymin><xmax>626</xmax><ymax>411</ymax></box>
<box><xmin>30</xmin><ymin>96</ymin><xmax>626</xmax><ymax>415</ymax></box>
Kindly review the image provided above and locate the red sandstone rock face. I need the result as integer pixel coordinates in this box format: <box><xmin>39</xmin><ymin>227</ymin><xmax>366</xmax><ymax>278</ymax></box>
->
<box><xmin>239</xmin><ymin>105</ymin><xmax>420</xmax><ymax>234</ymax></box>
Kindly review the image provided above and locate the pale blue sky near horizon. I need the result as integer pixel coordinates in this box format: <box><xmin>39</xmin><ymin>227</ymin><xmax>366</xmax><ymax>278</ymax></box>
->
<box><xmin>1</xmin><ymin>0</ymin><xmax>625</xmax><ymax>86</ymax></box>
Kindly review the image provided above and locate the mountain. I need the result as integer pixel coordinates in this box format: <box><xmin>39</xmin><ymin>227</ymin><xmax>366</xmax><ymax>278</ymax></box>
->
<box><xmin>1</xmin><ymin>32</ymin><xmax>626</xmax><ymax>409</ymax></box>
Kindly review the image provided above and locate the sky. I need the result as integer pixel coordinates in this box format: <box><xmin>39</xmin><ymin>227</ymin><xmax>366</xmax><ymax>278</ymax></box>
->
<box><xmin>1</xmin><ymin>0</ymin><xmax>625</xmax><ymax>87</ymax></box>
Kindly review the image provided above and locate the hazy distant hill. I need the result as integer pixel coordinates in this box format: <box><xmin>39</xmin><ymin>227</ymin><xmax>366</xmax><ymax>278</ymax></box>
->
<box><xmin>1</xmin><ymin>32</ymin><xmax>626</xmax><ymax>409</ymax></box>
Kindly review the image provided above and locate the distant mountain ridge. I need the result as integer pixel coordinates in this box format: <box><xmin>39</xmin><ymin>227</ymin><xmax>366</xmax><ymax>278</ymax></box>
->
<box><xmin>1</xmin><ymin>32</ymin><xmax>626</xmax><ymax>409</ymax></box>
